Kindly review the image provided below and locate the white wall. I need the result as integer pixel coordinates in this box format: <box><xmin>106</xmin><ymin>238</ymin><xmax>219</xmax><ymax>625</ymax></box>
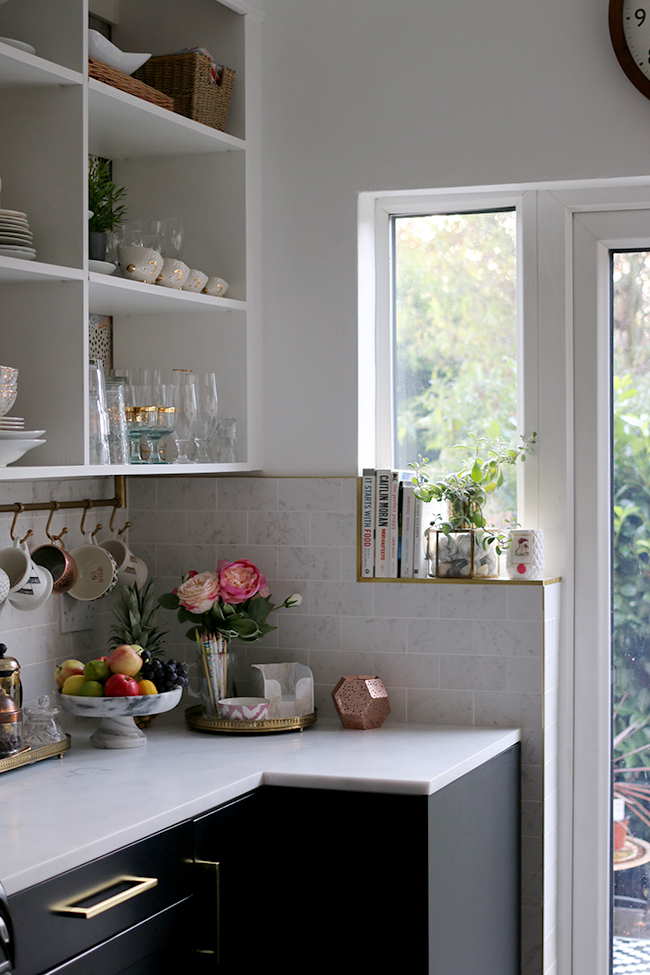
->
<box><xmin>261</xmin><ymin>0</ymin><xmax>650</xmax><ymax>475</ymax></box>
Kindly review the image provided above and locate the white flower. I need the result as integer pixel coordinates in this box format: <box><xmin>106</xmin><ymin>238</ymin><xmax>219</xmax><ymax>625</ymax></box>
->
<box><xmin>286</xmin><ymin>593</ymin><xmax>303</xmax><ymax>607</ymax></box>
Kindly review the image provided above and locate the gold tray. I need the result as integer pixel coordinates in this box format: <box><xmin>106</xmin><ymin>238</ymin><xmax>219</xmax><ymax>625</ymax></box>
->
<box><xmin>0</xmin><ymin>734</ymin><xmax>70</xmax><ymax>774</ymax></box>
<box><xmin>185</xmin><ymin>705</ymin><xmax>317</xmax><ymax>734</ymax></box>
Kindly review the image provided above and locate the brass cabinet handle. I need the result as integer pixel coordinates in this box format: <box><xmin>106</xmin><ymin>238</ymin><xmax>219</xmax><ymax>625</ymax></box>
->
<box><xmin>52</xmin><ymin>875</ymin><xmax>158</xmax><ymax>919</ymax></box>
<box><xmin>193</xmin><ymin>859</ymin><xmax>220</xmax><ymax>962</ymax></box>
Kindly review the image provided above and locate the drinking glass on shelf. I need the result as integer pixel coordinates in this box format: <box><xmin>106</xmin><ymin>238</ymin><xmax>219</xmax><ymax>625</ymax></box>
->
<box><xmin>215</xmin><ymin>418</ymin><xmax>237</xmax><ymax>464</ymax></box>
<box><xmin>88</xmin><ymin>359</ymin><xmax>110</xmax><ymax>465</ymax></box>
<box><xmin>105</xmin><ymin>379</ymin><xmax>130</xmax><ymax>465</ymax></box>
<box><xmin>124</xmin><ymin>384</ymin><xmax>156</xmax><ymax>464</ymax></box>
<box><xmin>172</xmin><ymin>370</ymin><xmax>198</xmax><ymax>464</ymax></box>
<box><xmin>150</xmin><ymin>219</ymin><xmax>185</xmax><ymax>259</ymax></box>
<box><xmin>147</xmin><ymin>384</ymin><xmax>179</xmax><ymax>464</ymax></box>
<box><xmin>193</xmin><ymin>373</ymin><xmax>219</xmax><ymax>463</ymax></box>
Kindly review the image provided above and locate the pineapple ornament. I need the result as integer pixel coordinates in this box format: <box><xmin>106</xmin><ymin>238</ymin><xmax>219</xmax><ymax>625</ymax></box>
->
<box><xmin>110</xmin><ymin>580</ymin><xmax>168</xmax><ymax>657</ymax></box>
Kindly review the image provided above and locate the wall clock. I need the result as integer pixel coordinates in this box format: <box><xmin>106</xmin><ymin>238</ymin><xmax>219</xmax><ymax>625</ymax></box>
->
<box><xmin>610</xmin><ymin>0</ymin><xmax>650</xmax><ymax>99</ymax></box>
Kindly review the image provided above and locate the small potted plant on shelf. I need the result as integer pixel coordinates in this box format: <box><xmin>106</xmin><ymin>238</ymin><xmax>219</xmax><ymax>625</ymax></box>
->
<box><xmin>88</xmin><ymin>156</ymin><xmax>128</xmax><ymax>261</ymax></box>
<box><xmin>411</xmin><ymin>431</ymin><xmax>536</xmax><ymax>578</ymax></box>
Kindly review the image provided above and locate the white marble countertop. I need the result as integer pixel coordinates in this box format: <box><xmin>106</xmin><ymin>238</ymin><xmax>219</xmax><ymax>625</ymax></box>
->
<box><xmin>0</xmin><ymin>709</ymin><xmax>519</xmax><ymax>896</ymax></box>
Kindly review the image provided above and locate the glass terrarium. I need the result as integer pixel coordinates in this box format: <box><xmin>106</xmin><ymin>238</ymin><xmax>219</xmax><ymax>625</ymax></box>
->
<box><xmin>425</xmin><ymin>528</ymin><xmax>499</xmax><ymax>579</ymax></box>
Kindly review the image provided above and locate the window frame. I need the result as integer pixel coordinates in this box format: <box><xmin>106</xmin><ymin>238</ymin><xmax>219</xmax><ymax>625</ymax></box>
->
<box><xmin>357</xmin><ymin>176</ymin><xmax>650</xmax><ymax>975</ymax></box>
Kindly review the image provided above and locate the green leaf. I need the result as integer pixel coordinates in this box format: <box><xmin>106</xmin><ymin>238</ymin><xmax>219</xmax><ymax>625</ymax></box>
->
<box><xmin>158</xmin><ymin>593</ymin><xmax>179</xmax><ymax>610</ymax></box>
<box><xmin>470</xmin><ymin>459</ymin><xmax>482</xmax><ymax>483</ymax></box>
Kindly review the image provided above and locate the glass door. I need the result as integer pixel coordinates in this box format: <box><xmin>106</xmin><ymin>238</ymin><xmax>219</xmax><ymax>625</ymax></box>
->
<box><xmin>612</xmin><ymin>250</ymin><xmax>650</xmax><ymax>972</ymax></box>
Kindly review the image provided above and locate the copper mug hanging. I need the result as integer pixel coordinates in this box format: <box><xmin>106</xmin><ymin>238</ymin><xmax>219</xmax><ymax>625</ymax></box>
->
<box><xmin>31</xmin><ymin>504</ymin><xmax>78</xmax><ymax>595</ymax></box>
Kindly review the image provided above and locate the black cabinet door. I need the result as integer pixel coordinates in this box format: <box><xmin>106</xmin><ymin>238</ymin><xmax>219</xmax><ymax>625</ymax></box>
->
<box><xmin>193</xmin><ymin>791</ymin><xmax>265</xmax><ymax>973</ymax></box>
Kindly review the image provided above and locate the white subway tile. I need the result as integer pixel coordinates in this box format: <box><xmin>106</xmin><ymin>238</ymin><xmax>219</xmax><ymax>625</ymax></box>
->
<box><xmin>507</xmin><ymin>585</ymin><xmax>544</xmax><ymax>622</ymax></box>
<box><xmin>543</xmin><ymin>582</ymin><xmax>562</xmax><ymax>621</ymax></box>
<box><xmin>406</xmin><ymin>688</ymin><xmax>474</xmax><ymax>725</ymax></box>
<box><xmin>343</xmin><ymin>616</ymin><xmax>407</xmax><ymax>653</ymax></box>
<box><xmin>278</xmin><ymin>478</ymin><xmax>342</xmax><ymax>511</ymax></box>
<box><xmin>440</xmin><ymin>654</ymin><xmax>507</xmax><ymax>692</ymax></box>
<box><xmin>278</xmin><ymin>614</ymin><xmax>341</xmax><ymax>650</ymax></box>
<box><xmin>341</xmin><ymin>547</ymin><xmax>358</xmax><ymax>581</ymax></box>
<box><xmin>374</xmin><ymin>651</ymin><xmax>438</xmax><ymax>689</ymax></box>
<box><xmin>155</xmin><ymin>543</ymin><xmax>217</xmax><ymax>578</ymax></box>
<box><xmin>129</xmin><ymin>508</ymin><xmax>187</xmax><ymax>544</ymax></box>
<box><xmin>310</xmin><ymin>580</ymin><xmax>374</xmax><ymax>617</ymax></box>
<box><xmin>507</xmin><ymin>656</ymin><xmax>543</xmax><ymax>693</ymax></box>
<box><xmin>248</xmin><ymin>511</ymin><xmax>309</xmax><ymax>546</ymax></box>
<box><xmin>309</xmin><ymin>648</ymin><xmax>374</xmax><ymax>684</ymax></box>
<box><xmin>185</xmin><ymin>511</ymin><xmax>248</xmax><ymax>546</ymax></box>
<box><xmin>278</xmin><ymin>545</ymin><xmax>341</xmax><ymax>581</ymax></box>
<box><xmin>474</xmin><ymin>690</ymin><xmax>543</xmax><ymax>730</ymax></box>
<box><xmin>439</xmin><ymin>584</ymin><xmax>507</xmax><ymax>620</ymax></box>
<box><xmin>310</xmin><ymin>511</ymin><xmax>356</xmax><ymax>547</ymax></box>
<box><xmin>341</xmin><ymin>478</ymin><xmax>358</xmax><ymax>513</ymax></box>
<box><xmin>408</xmin><ymin>617</ymin><xmax>474</xmax><ymax>654</ymax></box>
<box><xmin>126</xmin><ymin>475</ymin><xmax>157</xmax><ymax>511</ymax></box>
<box><xmin>157</xmin><ymin>476</ymin><xmax>216</xmax><ymax>511</ymax></box>
<box><xmin>218</xmin><ymin>477</ymin><xmax>278</xmax><ymax>511</ymax></box>
<box><xmin>474</xmin><ymin>620</ymin><xmax>544</xmax><ymax>657</ymax></box>
<box><xmin>373</xmin><ymin>584</ymin><xmax>439</xmax><ymax>620</ymax></box>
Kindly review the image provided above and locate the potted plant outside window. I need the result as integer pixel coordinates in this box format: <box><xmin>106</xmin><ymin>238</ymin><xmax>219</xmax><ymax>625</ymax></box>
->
<box><xmin>411</xmin><ymin>432</ymin><xmax>536</xmax><ymax>578</ymax></box>
<box><xmin>88</xmin><ymin>157</ymin><xmax>128</xmax><ymax>261</ymax></box>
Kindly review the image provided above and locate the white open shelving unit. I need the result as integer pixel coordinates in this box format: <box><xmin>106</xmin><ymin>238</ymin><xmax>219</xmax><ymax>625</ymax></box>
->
<box><xmin>0</xmin><ymin>0</ymin><xmax>263</xmax><ymax>480</ymax></box>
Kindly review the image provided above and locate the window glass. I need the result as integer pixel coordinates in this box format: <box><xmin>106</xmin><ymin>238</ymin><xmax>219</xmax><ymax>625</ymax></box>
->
<box><xmin>393</xmin><ymin>209</ymin><xmax>517</xmax><ymax>523</ymax></box>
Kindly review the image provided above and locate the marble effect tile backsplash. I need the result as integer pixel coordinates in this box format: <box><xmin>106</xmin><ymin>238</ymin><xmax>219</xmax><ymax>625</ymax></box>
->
<box><xmin>1</xmin><ymin>473</ymin><xmax>557</xmax><ymax>975</ymax></box>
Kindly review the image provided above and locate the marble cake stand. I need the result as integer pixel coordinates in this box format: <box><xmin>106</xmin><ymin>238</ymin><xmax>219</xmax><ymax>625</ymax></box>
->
<box><xmin>56</xmin><ymin>689</ymin><xmax>182</xmax><ymax>749</ymax></box>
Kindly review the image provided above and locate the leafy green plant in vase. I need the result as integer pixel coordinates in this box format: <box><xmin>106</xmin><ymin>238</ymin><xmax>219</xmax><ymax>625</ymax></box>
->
<box><xmin>88</xmin><ymin>156</ymin><xmax>128</xmax><ymax>262</ymax></box>
<box><xmin>411</xmin><ymin>432</ymin><xmax>536</xmax><ymax>578</ymax></box>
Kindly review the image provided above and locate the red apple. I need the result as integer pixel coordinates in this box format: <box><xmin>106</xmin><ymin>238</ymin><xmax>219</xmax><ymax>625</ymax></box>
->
<box><xmin>54</xmin><ymin>659</ymin><xmax>86</xmax><ymax>689</ymax></box>
<box><xmin>104</xmin><ymin>674</ymin><xmax>140</xmax><ymax>697</ymax></box>
<box><xmin>107</xmin><ymin>644</ymin><xmax>143</xmax><ymax>677</ymax></box>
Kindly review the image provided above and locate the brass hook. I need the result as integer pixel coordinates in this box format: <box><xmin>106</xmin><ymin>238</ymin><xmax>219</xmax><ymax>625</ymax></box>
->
<box><xmin>109</xmin><ymin>501</ymin><xmax>121</xmax><ymax>535</ymax></box>
<box><xmin>10</xmin><ymin>503</ymin><xmax>33</xmax><ymax>546</ymax></box>
<box><xmin>79</xmin><ymin>500</ymin><xmax>91</xmax><ymax>537</ymax></box>
<box><xmin>45</xmin><ymin>502</ymin><xmax>68</xmax><ymax>548</ymax></box>
<box><xmin>91</xmin><ymin>523</ymin><xmax>102</xmax><ymax>539</ymax></box>
<box><xmin>117</xmin><ymin>521</ymin><xmax>132</xmax><ymax>539</ymax></box>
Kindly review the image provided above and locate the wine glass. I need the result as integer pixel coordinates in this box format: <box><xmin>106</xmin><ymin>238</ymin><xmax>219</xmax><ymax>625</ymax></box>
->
<box><xmin>147</xmin><ymin>385</ymin><xmax>179</xmax><ymax>465</ymax></box>
<box><xmin>193</xmin><ymin>373</ymin><xmax>219</xmax><ymax>463</ymax></box>
<box><xmin>124</xmin><ymin>384</ymin><xmax>156</xmax><ymax>464</ymax></box>
<box><xmin>172</xmin><ymin>370</ymin><xmax>198</xmax><ymax>464</ymax></box>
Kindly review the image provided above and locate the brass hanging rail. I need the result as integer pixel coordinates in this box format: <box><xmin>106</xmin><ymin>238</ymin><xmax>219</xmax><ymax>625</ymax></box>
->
<box><xmin>0</xmin><ymin>474</ymin><xmax>126</xmax><ymax>517</ymax></box>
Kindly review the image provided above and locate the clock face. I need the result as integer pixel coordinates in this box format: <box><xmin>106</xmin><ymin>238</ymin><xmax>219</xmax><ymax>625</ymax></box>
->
<box><xmin>610</xmin><ymin>0</ymin><xmax>650</xmax><ymax>97</ymax></box>
<box><xmin>623</xmin><ymin>0</ymin><xmax>650</xmax><ymax>80</ymax></box>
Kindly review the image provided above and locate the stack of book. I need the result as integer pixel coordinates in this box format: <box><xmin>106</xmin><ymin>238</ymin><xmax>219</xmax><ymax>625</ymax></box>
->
<box><xmin>361</xmin><ymin>469</ymin><xmax>441</xmax><ymax>579</ymax></box>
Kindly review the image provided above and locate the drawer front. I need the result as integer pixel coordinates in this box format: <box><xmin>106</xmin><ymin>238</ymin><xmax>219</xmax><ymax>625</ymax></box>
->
<box><xmin>41</xmin><ymin>899</ymin><xmax>191</xmax><ymax>975</ymax></box>
<box><xmin>10</xmin><ymin>820</ymin><xmax>192</xmax><ymax>975</ymax></box>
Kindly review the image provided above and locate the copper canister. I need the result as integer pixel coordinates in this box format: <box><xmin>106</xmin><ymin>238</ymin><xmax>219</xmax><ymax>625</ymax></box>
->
<box><xmin>0</xmin><ymin>645</ymin><xmax>21</xmax><ymax>707</ymax></box>
<box><xmin>0</xmin><ymin>690</ymin><xmax>23</xmax><ymax>756</ymax></box>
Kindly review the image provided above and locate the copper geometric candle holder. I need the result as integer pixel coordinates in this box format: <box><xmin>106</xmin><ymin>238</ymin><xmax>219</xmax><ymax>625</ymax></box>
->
<box><xmin>332</xmin><ymin>675</ymin><xmax>391</xmax><ymax>729</ymax></box>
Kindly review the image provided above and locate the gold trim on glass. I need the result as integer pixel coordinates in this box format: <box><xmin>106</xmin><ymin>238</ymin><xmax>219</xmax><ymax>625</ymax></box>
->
<box><xmin>52</xmin><ymin>876</ymin><xmax>158</xmax><ymax>919</ymax></box>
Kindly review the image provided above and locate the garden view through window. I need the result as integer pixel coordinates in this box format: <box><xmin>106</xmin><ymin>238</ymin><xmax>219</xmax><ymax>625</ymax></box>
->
<box><xmin>393</xmin><ymin>209</ymin><xmax>518</xmax><ymax>525</ymax></box>
<box><xmin>612</xmin><ymin>250</ymin><xmax>650</xmax><ymax>961</ymax></box>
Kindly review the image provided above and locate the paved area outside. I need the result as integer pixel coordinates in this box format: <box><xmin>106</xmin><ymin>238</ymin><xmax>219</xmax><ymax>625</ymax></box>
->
<box><xmin>614</xmin><ymin>937</ymin><xmax>650</xmax><ymax>974</ymax></box>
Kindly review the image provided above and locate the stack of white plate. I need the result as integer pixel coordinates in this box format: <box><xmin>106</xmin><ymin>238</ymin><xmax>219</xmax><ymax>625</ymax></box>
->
<box><xmin>0</xmin><ymin>416</ymin><xmax>46</xmax><ymax>466</ymax></box>
<box><xmin>0</xmin><ymin>210</ymin><xmax>36</xmax><ymax>260</ymax></box>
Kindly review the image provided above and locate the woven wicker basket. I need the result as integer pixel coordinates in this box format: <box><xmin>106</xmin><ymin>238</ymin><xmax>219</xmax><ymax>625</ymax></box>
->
<box><xmin>88</xmin><ymin>58</ymin><xmax>174</xmax><ymax>112</ymax></box>
<box><xmin>133</xmin><ymin>53</ymin><xmax>234</xmax><ymax>131</ymax></box>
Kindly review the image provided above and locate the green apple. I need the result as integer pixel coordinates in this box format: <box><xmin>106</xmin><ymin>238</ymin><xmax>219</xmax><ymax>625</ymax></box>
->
<box><xmin>78</xmin><ymin>680</ymin><xmax>104</xmax><ymax>697</ymax></box>
<box><xmin>84</xmin><ymin>659</ymin><xmax>110</xmax><ymax>683</ymax></box>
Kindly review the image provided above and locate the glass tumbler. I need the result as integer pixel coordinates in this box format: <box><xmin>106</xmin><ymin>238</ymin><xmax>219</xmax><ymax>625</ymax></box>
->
<box><xmin>172</xmin><ymin>370</ymin><xmax>198</xmax><ymax>463</ymax></box>
<box><xmin>194</xmin><ymin>373</ymin><xmax>219</xmax><ymax>463</ymax></box>
<box><xmin>148</xmin><ymin>384</ymin><xmax>179</xmax><ymax>464</ymax></box>
<box><xmin>89</xmin><ymin>358</ymin><xmax>110</xmax><ymax>465</ymax></box>
<box><xmin>105</xmin><ymin>379</ymin><xmax>130</xmax><ymax>465</ymax></box>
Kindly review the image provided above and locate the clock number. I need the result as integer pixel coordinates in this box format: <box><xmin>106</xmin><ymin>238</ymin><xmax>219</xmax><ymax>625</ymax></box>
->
<box><xmin>635</xmin><ymin>8</ymin><xmax>647</xmax><ymax>25</ymax></box>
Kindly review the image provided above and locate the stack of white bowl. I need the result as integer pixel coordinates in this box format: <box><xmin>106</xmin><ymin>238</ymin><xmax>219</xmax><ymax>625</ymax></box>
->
<box><xmin>0</xmin><ymin>210</ymin><xmax>36</xmax><ymax>260</ymax></box>
<box><xmin>0</xmin><ymin>367</ymin><xmax>46</xmax><ymax>466</ymax></box>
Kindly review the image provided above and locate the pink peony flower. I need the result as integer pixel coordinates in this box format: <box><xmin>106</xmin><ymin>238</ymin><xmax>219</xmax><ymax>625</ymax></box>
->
<box><xmin>218</xmin><ymin>559</ymin><xmax>266</xmax><ymax>604</ymax></box>
<box><xmin>176</xmin><ymin>571</ymin><xmax>221</xmax><ymax>614</ymax></box>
